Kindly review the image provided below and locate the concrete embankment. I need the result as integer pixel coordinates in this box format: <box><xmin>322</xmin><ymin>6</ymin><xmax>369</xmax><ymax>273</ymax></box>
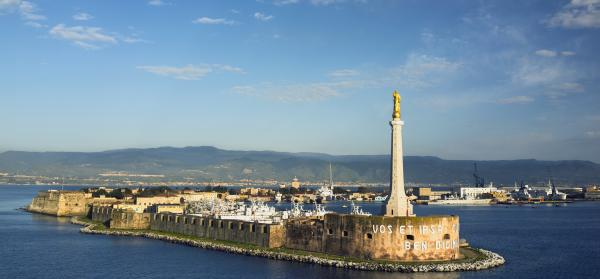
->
<box><xmin>71</xmin><ymin>217</ymin><xmax>505</xmax><ymax>273</ymax></box>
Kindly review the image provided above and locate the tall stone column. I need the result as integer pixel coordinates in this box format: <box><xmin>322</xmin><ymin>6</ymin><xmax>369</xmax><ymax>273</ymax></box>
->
<box><xmin>385</xmin><ymin>91</ymin><xmax>414</xmax><ymax>217</ymax></box>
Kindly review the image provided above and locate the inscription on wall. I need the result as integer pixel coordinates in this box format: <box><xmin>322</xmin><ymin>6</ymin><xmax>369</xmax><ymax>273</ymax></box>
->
<box><xmin>370</xmin><ymin>223</ymin><xmax>459</xmax><ymax>251</ymax></box>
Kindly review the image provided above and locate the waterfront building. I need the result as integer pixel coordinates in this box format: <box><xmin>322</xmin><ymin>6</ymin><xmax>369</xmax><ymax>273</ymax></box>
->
<box><xmin>179</xmin><ymin>192</ymin><xmax>220</xmax><ymax>202</ymax></box>
<box><xmin>415</xmin><ymin>187</ymin><xmax>451</xmax><ymax>202</ymax></box>
<box><xmin>584</xmin><ymin>186</ymin><xmax>600</xmax><ymax>200</ymax></box>
<box><xmin>149</xmin><ymin>204</ymin><xmax>185</xmax><ymax>214</ymax></box>
<box><xmin>291</xmin><ymin>177</ymin><xmax>301</xmax><ymax>189</ymax></box>
<box><xmin>135</xmin><ymin>195</ymin><xmax>182</xmax><ymax>206</ymax></box>
<box><xmin>459</xmin><ymin>185</ymin><xmax>497</xmax><ymax>200</ymax></box>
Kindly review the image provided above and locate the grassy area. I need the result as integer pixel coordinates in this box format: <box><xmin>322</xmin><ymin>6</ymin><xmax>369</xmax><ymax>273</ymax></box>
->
<box><xmin>73</xmin><ymin>216</ymin><xmax>488</xmax><ymax>266</ymax></box>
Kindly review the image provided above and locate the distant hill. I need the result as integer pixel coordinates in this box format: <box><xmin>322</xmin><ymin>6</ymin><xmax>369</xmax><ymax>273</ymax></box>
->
<box><xmin>0</xmin><ymin>146</ymin><xmax>599</xmax><ymax>185</ymax></box>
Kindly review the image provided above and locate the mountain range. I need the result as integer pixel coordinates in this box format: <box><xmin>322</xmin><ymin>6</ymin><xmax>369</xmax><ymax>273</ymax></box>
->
<box><xmin>1</xmin><ymin>146</ymin><xmax>598</xmax><ymax>185</ymax></box>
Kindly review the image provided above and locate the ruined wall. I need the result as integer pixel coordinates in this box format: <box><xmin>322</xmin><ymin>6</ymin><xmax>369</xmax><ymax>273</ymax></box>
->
<box><xmin>150</xmin><ymin>214</ymin><xmax>285</xmax><ymax>248</ymax></box>
<box><xmin>28</xmin><ymin>191</ymin><xmax>88</xmax><ymax>217</ymax></box>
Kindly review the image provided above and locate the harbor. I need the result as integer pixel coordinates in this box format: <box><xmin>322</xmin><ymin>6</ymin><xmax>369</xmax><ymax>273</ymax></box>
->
<box><xmin>3</xmin><ymin>184</ymin><xmax>600</xmax><ymax>278</ymax></box>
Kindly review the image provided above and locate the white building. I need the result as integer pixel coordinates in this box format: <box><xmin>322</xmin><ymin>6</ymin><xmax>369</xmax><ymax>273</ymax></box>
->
<box><xmin>459</xmin><ymin>184</ymin><xmax>497</xmax><ymax>200</ymax></box>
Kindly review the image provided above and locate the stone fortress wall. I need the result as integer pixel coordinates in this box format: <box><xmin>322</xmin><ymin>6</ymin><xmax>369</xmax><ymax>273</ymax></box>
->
<box><xmin>291</xmin><ymin>214</ymin><xmax>460</xmax><ymax>261</ymax></box>
<box><xmin>90</xmin><ymin>205</ymin><xmax>286</xmax><ymax>248</ymax></box>
<box><xmin>27</xmin><ymin>190</ymin><xmax>88</xmax><ymax>216</ymax></box>
<box><xmin>149</xmin><ymin>212</ymin><xmax>286</xmax><ymax>248</ymax></box>
<box><xmin>89</xmin><ymin>204</ymin><xmax>459</xmax><ymax>261</ymax></box>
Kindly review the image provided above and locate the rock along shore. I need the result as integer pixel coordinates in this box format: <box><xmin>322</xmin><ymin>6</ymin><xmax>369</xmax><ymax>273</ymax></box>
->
<box><xmin>71</xmin><ymin>217</ymin><xmax>505</xmax><ymax>273</ymax></box>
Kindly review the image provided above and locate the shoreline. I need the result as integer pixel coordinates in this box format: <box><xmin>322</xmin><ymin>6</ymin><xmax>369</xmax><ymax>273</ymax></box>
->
<box><xmin>70</xmin><ymin>216</ymin><xmax>505</xmax><ymax>273</ymax></box>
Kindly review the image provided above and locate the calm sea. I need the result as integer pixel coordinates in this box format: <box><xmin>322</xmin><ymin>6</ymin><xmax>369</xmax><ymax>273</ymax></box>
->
<box><xmin>1</xmin><ymin>185</ymin><xmax>599</xmax><ymax>279</ymax></box>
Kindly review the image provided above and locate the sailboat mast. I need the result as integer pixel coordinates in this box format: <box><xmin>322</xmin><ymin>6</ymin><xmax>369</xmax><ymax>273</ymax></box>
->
<box><xmin>329</xmin><ymin>163</ymin><xmax>334</xmax><ymax>190</ymax></box>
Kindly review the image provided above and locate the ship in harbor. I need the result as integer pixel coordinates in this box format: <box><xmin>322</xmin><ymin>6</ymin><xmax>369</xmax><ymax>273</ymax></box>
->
<box><xmin>315</xmin><ymin>163</ymin><xmax>335</xmax><ymax>202</ymax></box>
<box><xmin>428</xmin><ymin>163</ymin><xmax>493</xmax><ymax>205</ymax></box>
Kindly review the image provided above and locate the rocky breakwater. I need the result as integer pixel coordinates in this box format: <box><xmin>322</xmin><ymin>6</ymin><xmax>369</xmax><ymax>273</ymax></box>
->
<box><xmin>71</xmin><ymin>217</ymin><xmax>505</xmax><ymax>272</ymax></box>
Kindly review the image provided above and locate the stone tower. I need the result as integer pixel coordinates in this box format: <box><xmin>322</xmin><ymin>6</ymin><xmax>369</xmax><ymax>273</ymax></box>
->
<box><xmin>384</xmin><ymin>91</ymin><xmax>414</xmax><ymax>217</ymax></box>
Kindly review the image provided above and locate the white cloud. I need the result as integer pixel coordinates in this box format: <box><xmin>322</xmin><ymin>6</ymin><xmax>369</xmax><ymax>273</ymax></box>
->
<box><xmin>73</xmin><ymin>41</ymin><xmax>100</xmax><ymax>50</ymax></box>
<box><xmin>24</xmin><ymin>20</ymin><xmax>46</xmax><ymax>28</ymax></box>
<box><xmin>497</xmin><ymin>95</ymin><xmax>534</xmax><ymax>104</ymax></box>
<box><xmin>73</xmin><ymin>12</ymin><xmax>93</xmax><ymax>21</ymax></box>
<box><xmin>0</xmin><ymin>0</ymin><xmax>20</xmax><ymax>10</ymax></box>
<box><xmin>548</xmin><ymin>0</ymin><xmax>600</xmax><ymax>28</ymax></box>
<box><xmin>254</xmin><ymin>12</ymin><xmax>274</xmax><ymax>21</ymax></box>
<box><xmin>535</xmin><ymin>49</ymin><xmax>577</xmax><ymax>57</ymax></box>
<box><xmin>557</xmin><ymin>82</ymin><xmax>584</xmax><ymax>92</ymax></box>
<box><xmin>535</xmin><ymin>49</ymin><xmax>557</xmax><ymax>57</ymax></box>
<box><xmin>328</xmin><ymin>69</ymin><xmax>359</xmax><ymax>77</ymax></box>
<box><xmin>269</xmin><ymin>0</ymin><xmax>365</xmax><ymax>6</ymax></box>
<box><xmin>1</xmin><ymin>1</ymin><xmax>48</xmax><ymax>28</ymax></box>
<box><xmin>310</xmin><ymin>0</ymin><xmax>344</xmax><ymax>5</ymax></box>
<box><xmin>232</xmin><ymin>82</ymin><xmax>342</xmax><ymax>102</ymax></box>
<box><xmin>384</xmin><ymin>54</ymin><xmax>462</xmax><ymax>89</ymax></box>
<box><xmin>121</xmin><ymin>36</ymin><xmax>148</xmax><ymax>44</ymax></box>
<box><xmin>513</xmin><ymin>59</ymin><xmax>564</xmax><ymax>86</ymax></box>
<box><xmin>273</xmin><ymin>0</ymin><xmax>299</xmax><ymax>5</ymax></box>
<box><xmin>18</xmin><ymin>1</ymin><xmax>44</xmax><ymax>20</ymax></box>
<box><xmin>230</xmin><ymin>53</ymin><xmax>462</xmax><ymax>103</ymax></box>
<box><xmin>137</xmin><ymin>64</ymin><xmax>245</xmax><ymax>80</ymax></box>
<box><xmin>192</xmin><ymin>17</ymin><xmax>236</xmax><ymax>25</ymax></box>
<box><xmin>230</xmin><ymin>9</ymin><xmax>240</xmax><ymax>14</ymax></box>
<box><xmin>544</xmin><ymin>82</ymin><xmax>585</xmax><ymax>99</ymax></box>
<box><xmin>212</xmin><ymin>64</ymin><xmax>246</xmax><ymax>74</ymax></box>
<box><xmin>49</xmin><ymin>24</ymin><xmax>117</xmax><ymax>49</ymax></box>
<box><xmin>148</xmin><ymin>0</ymin><xmax>168</xmax><ymax>6</ymax></box>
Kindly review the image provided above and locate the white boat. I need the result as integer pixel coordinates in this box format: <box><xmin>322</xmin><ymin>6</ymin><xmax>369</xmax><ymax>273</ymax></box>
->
<box><xmin>349</xmin><ymin>202</ymin><xmax>371</xmax><ymax>216</ymax></box>
<box><xmin>316</xmin><ymin>163</ymin><xmax>335</xmax><ymax>201</ymax></box>
<box><xmin>428</xmin><ymin>195</ymin><xmax>491</xmax><ymax>205</ymax></box>
<box><xmin>186</xmin><ymin>200</ymin><xmax>286</xmax><ymax>224</ymax></box>
<box><xmin>286</xmin><ymin>202</ymin><xmax>332</xmax><ymax>218</ymax></box>
<box><xmin>374</xmin><ymin>195</ymin><xmax>388</xmax><ymax>202</ymax></box>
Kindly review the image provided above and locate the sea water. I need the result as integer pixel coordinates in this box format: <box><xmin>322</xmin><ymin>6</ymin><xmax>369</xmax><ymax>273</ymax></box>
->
<box><xmin>1</xmin><ymin>185</ymin><xmax>599</xmax><ymax>279</ymax></box>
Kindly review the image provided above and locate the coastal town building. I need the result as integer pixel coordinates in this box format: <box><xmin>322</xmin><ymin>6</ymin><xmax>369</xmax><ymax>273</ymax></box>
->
<box><xmin>135</xmin><ymin>195</ymin><xmax>181</xmax><ymax>206</ymax></box>
<box><xmin>291</xmin><ymin>177</ymin><xmax>301</xmax><ymax>189</ymax></box>
<box><xmin>584</xmin><ymin>186</ymin><xmax>600</xmax><ymax>200</ymax></box>
<box><xmin>415</xmin><ymin>187</ymin><xmax>451</xmax><ymax>202</ymax></box>
<box><xmin>149</xmin><ymin>204</ymin><xmax>185</xmax><ymax>214</ymax></box>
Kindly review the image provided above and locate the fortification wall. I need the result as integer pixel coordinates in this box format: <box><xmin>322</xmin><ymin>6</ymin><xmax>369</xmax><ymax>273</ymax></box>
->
<box><xmin>28</xmin><ymin>191</ymin><xmax>88</xmax><ymax>217</ymax></box>
<box><xmin>150</xmin><ymin>214</ymin><xmax>286</xmax><ymax>248</ymax></box>
<box><xmin>88</xmin><ymin>206</ymin><xmax>459</xmax><ymax>262</ymax></box>
<box><xmin>285</xmin><ymin>218</ymin><xmax>324</xmax><ymax>252</ymax></box>
<box><xmin>286</xmin><ymin>214</ymin><xmax>460</xmax><ymax>261</ymax></box>
<box><xmin>91</xmin><ymin>206</ymin><xmax>114</xmax><ymax>226</ymax></box>
<box><xmin>28</xmin><ymin>191</ymin><xmax>60</xmax><ymax>215</ymax></box>
<box><xmin>110</xmin><ymin>211</ymin><xmax>152</xmax><ymax>230</ymax></box>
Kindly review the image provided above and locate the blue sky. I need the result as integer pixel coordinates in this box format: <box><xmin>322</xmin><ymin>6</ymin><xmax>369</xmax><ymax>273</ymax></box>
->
<box><xmin>1</xmin><ymin>0</ymin><xmax>599</xmax><ymax>162</ymax></box>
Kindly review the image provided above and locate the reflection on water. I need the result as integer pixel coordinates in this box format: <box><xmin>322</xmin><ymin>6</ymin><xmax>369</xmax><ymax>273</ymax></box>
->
<box><xmin>1</xmin><ymin>185</ymin><xmax>599</xmax><ymax>279</ymax></box>
<box><xmin>30</xmin><ymin>214</ymin><xmax>71</xmax><ymax>224</ymax></box>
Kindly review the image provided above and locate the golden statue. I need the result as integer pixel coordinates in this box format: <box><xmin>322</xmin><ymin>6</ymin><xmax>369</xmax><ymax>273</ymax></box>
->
<box><xmin>393</xmin><ymin>90</ymin><xmax>401</xmax><ymax>119</ymax></box>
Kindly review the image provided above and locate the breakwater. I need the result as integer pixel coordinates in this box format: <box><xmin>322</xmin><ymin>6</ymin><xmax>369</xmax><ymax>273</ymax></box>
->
<box><xmin>71</xmin><ymin>217</ymin><xmax>505</xmax><ymax>272</ymax></box>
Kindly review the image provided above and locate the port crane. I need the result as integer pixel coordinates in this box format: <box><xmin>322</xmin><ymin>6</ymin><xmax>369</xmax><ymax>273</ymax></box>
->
<box><xmin>473</xmin><ymin>163</ymin><xmax>486</xmax><ymax>187</ymax></box>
